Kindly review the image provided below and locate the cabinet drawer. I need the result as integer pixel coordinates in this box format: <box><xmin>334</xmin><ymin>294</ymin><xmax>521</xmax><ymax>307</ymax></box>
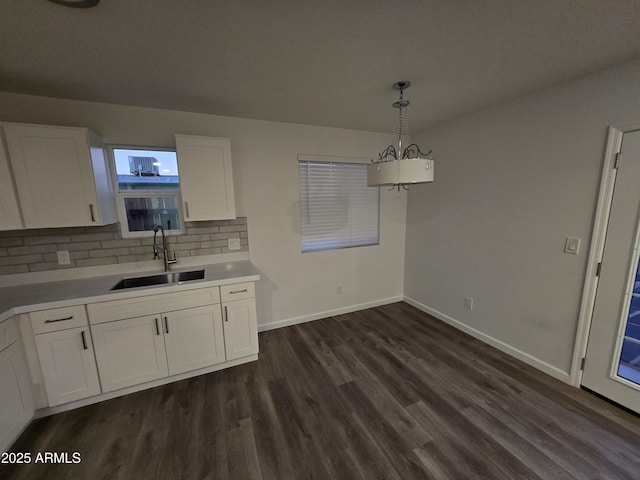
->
<box><xmin>87</xmin><ymin>287</ymin><xmax>221</xmax><ymax>325</ymax></box>
<box><xmin>220</xmin><ymin>282</ymin><xmax>255</xmax><ymax>302</ymax></box>
<box><xmin>30</xmin><ymin>305</ymin><xmax>88</xmax><ymax>334</ymax></box>
<box><xmin>0</xmin><ymin>317</ymin><xmax>19</xmax><ymax>352</ymax></box>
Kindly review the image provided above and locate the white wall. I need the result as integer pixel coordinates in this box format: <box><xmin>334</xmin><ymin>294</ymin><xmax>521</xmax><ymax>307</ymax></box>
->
<box><xmin>0</xmin><ymin>92</ymin><xmax>407</xmax><ymax>328</ymax></box>
<box><xmin>404</xmin><ymin>59</ymin><xmax>640</xmax><ymax>380</ymax></box>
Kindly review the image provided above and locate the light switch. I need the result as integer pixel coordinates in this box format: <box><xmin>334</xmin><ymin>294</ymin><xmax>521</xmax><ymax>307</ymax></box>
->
<box><xmin>564</xmin><ymin>237</ymin><xmax>581</xmax><ymax>255</ymax></box>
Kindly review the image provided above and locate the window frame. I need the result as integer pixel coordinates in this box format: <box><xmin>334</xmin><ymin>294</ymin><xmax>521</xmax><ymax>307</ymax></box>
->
<box><xmin>106</xmin><ymin>144</ymin><xmax>184</xmax><ymax>238</ymax></box>
<box><xmin>298</xmin><ymin>154</ymin><xmax>380</xmax><ymax>253</ymax></box>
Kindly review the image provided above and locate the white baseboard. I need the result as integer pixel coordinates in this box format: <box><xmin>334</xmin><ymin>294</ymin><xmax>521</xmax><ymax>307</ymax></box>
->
<box><xmin>403</xmin><ymin>296</ymin><xmax>571</xmax><ymax>384</ymax></box>
<box><xmin>257</xmin><ymin>296</ymin><xmax>403</xmax><ymax>332</ymax></box>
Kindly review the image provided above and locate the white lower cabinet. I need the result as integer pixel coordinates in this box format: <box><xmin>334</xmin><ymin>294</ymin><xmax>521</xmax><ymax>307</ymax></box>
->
<box><xmin>223</xmin><ymin>298</ymin><xmax>259</xmax><ymax>361</ymax></box>
<box><xmin>35</xmin><ymin>326</ymin><xmax>101</xmax><ymax>406</ymax></box>
<box><xmin>164</xmin><ymin>304</ymin><xmax>226</xmax><ymax>376</ymax></box>
<box><xmin>91</xmin><ymin>315</ymin><xmax>169</xmax><ymax>393</ymax></box>
<box><xmin>24</xmin><ymin>282</ymin><xmax>258</xmax><ymax>410</ymax></box>
<box><xmin>30</xmin><ymin>306</ymin><xmax>101</xmax><ymax>407</ymax></box>
<box><xmin>92</xmin><ymin>305</ymin><xmax>227</xmax><ymax>393</ymax></box>
<box><xmin>0</xmin><ymin>335</ymin><xmax>34</xmax><ymax>452</ymax></box>
<box><xmin>220</xmin><ymin>282</ymin><xmax>259</xmax><ymax>361</ymax></box>
<box><xmin>88</xmin><ymin>286</ymin><xmax>247</xmax><ymax>394</ymax></box>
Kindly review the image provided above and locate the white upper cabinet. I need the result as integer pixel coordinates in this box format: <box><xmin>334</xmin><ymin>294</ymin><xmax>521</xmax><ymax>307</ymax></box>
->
<box><xmin>175</xmin><ymin>134</ymin><xmax>236</xmax><ymax>221</ymax></box>
<box><xmin>0</xmin><ymin>135</ymin><xmax>23</xmax><ymax>230</ymax></box>
<box><xmin>2</xmin><ymin>123</ymin><xmax>117</xmax><ymax>229</ymax></box>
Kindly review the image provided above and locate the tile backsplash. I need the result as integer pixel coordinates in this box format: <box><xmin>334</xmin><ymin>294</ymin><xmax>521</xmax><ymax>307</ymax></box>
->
<box><xmin>0</xmin><ymin>218</ymin><xmax>249</xmax><ymax>275</ymax></box>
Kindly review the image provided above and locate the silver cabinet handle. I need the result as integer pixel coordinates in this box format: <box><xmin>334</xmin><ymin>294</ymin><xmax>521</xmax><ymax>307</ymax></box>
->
<box><xmin>44</xmin><ymin>315</ymin><xmax>74</xmax><ymax>323</ymax></box>
<box><xmin>164</xmin><ymin>316</ymin><xmax>169</xmax><ymax>334</ymax></box>
<box><xmin>184</xmin><ymin>202</ymin><xmax>190</xmax><ymax>218</ymax></box>
<box><xmin>154</xmin><ymin>317</ymin><xmax>160</xmax><ymax>336</ymax></box>
<box><xmin>81</xmin><ymin>330</ymin><xmax>88</xmax><ymax>350</ymax></box>
<box><xmin>229</xmin><ymin>289</ymin><xmax>248</xmax><ymax>294</ymax></box>
<box><xmin>224</xmin><ymin>305</ymin><xmax>228</xmax><ymax>322</ymax></box>
<box><xmin>89</xmin><ymin>204</ymin><xmax>96</xmax><ymax>222</ymax></box>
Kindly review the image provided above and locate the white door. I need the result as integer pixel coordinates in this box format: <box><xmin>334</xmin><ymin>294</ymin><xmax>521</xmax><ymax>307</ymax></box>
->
<box><xmin>582</xmin><ymin>130</ymin><xmax>640</xmax><ymax>413</ymax></box>
<box><xmin>35</xmin><ymin>326</ymin><xmax>101</xmax><ymax>406</ymax></box>
<box><xmin>163</xmin><ymin>304</ymin><xmax>226</xmax><ymax>375</ymax></box>
<box><xmin>223</xmin><ymin>299</ymin><xmax>259</xmax><ymax>361</ymax></box>
<box><xmin>91</xmin><ymin>315</ymin><xmax>168</xmax><ymax>393</ymax></box>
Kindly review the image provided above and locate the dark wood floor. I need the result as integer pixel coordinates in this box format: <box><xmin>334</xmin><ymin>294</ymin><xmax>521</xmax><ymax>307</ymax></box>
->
<box><xmin>3</xmin><ymin>302</ymin><xmax>640</xmax><ymax>479</ymax></box>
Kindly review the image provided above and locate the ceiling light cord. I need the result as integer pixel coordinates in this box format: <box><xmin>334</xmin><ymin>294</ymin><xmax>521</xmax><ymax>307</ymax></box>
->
<box><xmin>396</xmin><ymin>88</ymin><xmax>406</xmax><ymax>153</ymax></box>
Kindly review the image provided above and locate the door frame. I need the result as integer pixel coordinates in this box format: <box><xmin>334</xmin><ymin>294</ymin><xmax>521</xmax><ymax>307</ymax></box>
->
<box><xmin>571</xmin><ymin>123</ymin><xmax>640</xmax><ymax>386</ymax></box>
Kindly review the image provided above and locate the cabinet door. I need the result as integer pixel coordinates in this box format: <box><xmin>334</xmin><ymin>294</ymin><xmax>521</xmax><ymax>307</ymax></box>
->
<box><xmin>164</xmin><ymin>304</ymin><xmax>225</xmax><ymax>375</ymax></box>
<box><xmin>0</xmin><ymin>342</ymin><xmax>34</xmax><ymax>452</ymax></box>
<box><xmin>35</xmin><ymin>326</ymin><xmax>100</xmax><ymax>406</ymax></box>
<box><xmin>223</xmin><ymin>298</ymin><xmax>259</xmax><ymax>361</ymax></box>
<box><xmin>175</xmin><ymin>135</ymin><xmax>236</xmax><ymax>221</ymax></box>
<box><xmin>0</xmin><ymin>135</ymin><xmax>23</xmax><ymax>230</ymax></box>
<box><xmin>3</xmin><ymin>124</ymin><xmax>103</xmax><ymax>228</ymax></box>
<box><xmin>91</xmin><ymin>315</ymin><xmax>168</xmax><ymax>393</ymax></box>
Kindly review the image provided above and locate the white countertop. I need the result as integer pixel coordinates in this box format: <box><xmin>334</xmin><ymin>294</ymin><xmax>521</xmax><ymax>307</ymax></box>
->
<box><xmin>0</xmin><ymin>260</ymin><xmax>259</xmax><ymax>323</ymax></box>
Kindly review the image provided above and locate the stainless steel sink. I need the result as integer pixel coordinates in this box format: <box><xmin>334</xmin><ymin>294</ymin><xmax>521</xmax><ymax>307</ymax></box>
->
<box><xmin>111</xmin><ymin>269</ymin><xmax>205</xmax><ymax>290</ymax></box>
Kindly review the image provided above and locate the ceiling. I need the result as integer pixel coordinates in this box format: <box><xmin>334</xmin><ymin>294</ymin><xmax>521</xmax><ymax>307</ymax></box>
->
<box><xmin>2</xmin><ymin>0</ymin><xmax>640</xmax><ymax>133</ymax></box>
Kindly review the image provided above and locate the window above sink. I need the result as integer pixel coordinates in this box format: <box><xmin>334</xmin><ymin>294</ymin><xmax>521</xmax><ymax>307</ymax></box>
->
<box><xmin>108</xmin><ymin>145</ymin><xmax>183</xmax><ymax>238</ymax></box>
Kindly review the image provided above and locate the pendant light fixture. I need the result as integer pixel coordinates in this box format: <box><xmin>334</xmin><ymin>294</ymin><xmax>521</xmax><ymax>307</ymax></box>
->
<box><xmin>367</xmin><ymin>81</ymin><xmax>434</xmax><ymax>190</ymax></box>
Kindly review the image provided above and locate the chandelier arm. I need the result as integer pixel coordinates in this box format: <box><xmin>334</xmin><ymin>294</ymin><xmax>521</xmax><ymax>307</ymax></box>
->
<box><xmin>402</xmin><ymin>144</ymin><xmax>432</xmax><ymax>159</ymax></box>
<box><xmin>377</xmin><ymin>145</ymin><xmax>398</xmax><ymax>162</ymax></box>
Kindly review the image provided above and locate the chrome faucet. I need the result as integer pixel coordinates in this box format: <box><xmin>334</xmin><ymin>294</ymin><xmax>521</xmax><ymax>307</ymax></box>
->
<box><xmin>153</xmin><ymin>225</ymin><xmax>177</xmax><ymax>271</ymax></box>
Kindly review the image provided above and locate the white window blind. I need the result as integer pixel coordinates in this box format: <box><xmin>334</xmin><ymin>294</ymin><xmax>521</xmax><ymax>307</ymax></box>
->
<box><xmin>299</xmin><ymin>158</ymin><xmax>379</xmax><ymax>253</ymax></box>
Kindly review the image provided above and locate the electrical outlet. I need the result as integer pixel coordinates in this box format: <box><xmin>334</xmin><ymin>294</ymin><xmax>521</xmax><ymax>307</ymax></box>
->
<box><xmin>464</xmin><ymin>297</ymin><xmax>474</xmax><ymax>310</ymax></box>
<box><xmin>57</xmin><ymin>250</ymin><xmax>71</xmax><ymax>265</ymax></box>
<box><xmin>336</xmin><ymin>285</ymin><xmax>343</xmax><ymax>295</ymax></box>
<box><xmin>228</xmin><ymin>238</ymin><xmax>241</xmax><ymax>250</ymax></box>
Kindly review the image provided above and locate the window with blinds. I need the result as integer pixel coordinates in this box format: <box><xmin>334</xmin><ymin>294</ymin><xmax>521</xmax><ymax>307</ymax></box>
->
<box><xmin>298</xmin><ymin>158</ymin><xmax>379</xmax><ymax>253</ymax></box>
